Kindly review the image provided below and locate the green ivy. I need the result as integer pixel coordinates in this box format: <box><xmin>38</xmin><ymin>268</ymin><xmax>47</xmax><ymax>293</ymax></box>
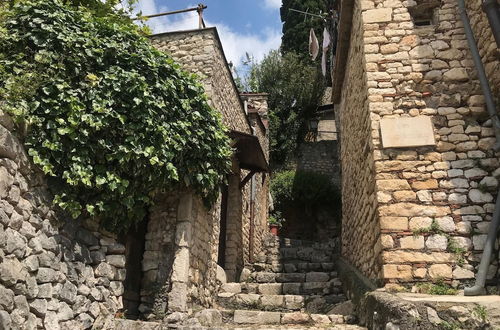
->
<box><xmin>270</xmin><ymin>169</ymin><xmax>340</xmax><ymax>215</ymax></box>
<box><xmin>0</xmin><ymin>0</ymin><xmax>232</xmax><ymax>231</ymax></box>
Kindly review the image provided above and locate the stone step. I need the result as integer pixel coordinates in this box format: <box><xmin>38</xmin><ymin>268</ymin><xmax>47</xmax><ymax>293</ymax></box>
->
<box><xmin>221</xmin><ymin>280</ymin><xmax>344</xmax><ymax>296</ymax></box>
<box><xmin>217</xmin><ymin>293</ymin><xmax>306</xmax><ymax>312</ymax></box>
<box><xmin>217</xmin><ymin>292</ymin><xmax>347</xmax><ymax>313</ymax></box>
<box><xmin>246</xmin><ymin>262</ymin><xmax>336</xmax><ymax>273</ymax></box>
<box><xmin>244</xmin><ymin>271</ymin><xmax>337</xmax><ymax>283</ymax></box>
<box><xmin>228</xmin><ymin>310</ymin><xmax>352</xmax><ymax>326</ymax></box>
<box><xmin>255</xmin><ymin>253</ymin><xmax>334</xmax><ymax>264</ymax></box>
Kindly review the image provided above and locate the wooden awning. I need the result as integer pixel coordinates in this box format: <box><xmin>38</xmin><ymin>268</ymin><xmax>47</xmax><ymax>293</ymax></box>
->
<box><xmin>229</xmin><ymin>131</ymin><xmax>269</xmax><ymax>173</ymax></box>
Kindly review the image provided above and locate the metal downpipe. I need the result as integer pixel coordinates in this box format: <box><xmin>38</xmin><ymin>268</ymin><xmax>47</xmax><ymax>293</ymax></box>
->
<box><xmin>482</xmin><ymin>0</ymin><xmax>500</xmax><ymax>48</ymax></box>
<box><xmin>456</xmin><ymin>0</ymin><xmax>500</xmax><ymax>295</ymax></box>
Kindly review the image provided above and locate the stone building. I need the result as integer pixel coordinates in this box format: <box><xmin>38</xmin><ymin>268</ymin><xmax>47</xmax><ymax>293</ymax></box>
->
<box><xmin>0</xmin><ymin>27</ymin><xmax>270</xmax><ymax>329</ymax></box>
<box><xmin>332</xmin><ymin>0</ymin><xmax>499</xmax><ymax>289</ymax></box>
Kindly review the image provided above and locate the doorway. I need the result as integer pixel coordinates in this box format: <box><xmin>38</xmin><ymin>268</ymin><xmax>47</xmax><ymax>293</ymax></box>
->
<box><xmin>120</xmin><ymin>217</ymin><xmax>148</xmax><ymax>320</ymax></box>
<box><xmin>217</xmin><ymin>185</ymin><xmax>229</xmax><ymax>268</ymax></box>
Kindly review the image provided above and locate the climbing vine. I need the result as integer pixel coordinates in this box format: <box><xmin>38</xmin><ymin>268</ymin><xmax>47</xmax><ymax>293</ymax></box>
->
<box><xmin>0</xmin><ymin>0</ymin><xmax>232</xmax><ymax>231</ymax></box>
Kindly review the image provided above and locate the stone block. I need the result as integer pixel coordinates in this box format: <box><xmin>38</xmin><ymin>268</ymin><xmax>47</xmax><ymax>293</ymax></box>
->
<box><xmin>256</xmin><ymin>272</ymin><xmax>276</xmax><ymax>283</ymax></box>
<box><xmin>105</xmin><ymin>255</ymin><xmax>126</xmax><ymax>268</ymax></box>
<box><xmin>382</xmin><ymin>251</ymin><xmax>454</xmax><ymax>263</ymax></box>
<box><xmin>453</xmin><ymin>266</ymin><xmax>474</xmax><ymax>279</ymax></box>
<box><xmin>194</xmin><ymin>309</ymin><xmax>222</xmax><ymax>326</ymax></box>
<box><xmin>175</xmin><ymin>221</ymin><xmax>191</xmax><ymax>248</ymax></box>
<box><xmin>171</xmin><ymin>247</ymin><xmax>189</xmax><ymax>283</ymax></box>
<box><xmin>234</xmin><ymin>293</ymin><xmax>260</xmax><ymax>306</ymax></box>
<box><xmin>380</xmin><ymin>217</ymin><xmax>408</xmax><ymax>230</ymax></box>
<box><xmin>260</xmin><ymin>295</ymin><xmax>284</xmax><ymax>310</ymax></box>
<box><xmin>276</xmin><ymin>273</ymin><xmax>305</xmax><ymax>283</ymax></box>
<box><xmin>377</xmin><ymin>179</ymin><xmax>410</xmax><ymax>191</ymax></box>
<box><xmin>311</xmin><ymin>314</ymin><xmax>331</xmax><ymax>324</ymax></box>
<box><xmin>282</xmin><ymin>283</ymin><xmax>301</xmax><ymax>295</ymax></box>
<box><xmin>221</xmin><ymin>283</ymin><xmax>241</xmax><ymax>294</ymax></box>
<box><xmin>428</xmin><ymin>264</ymin><xmax>452</xmax><ymax>279</ymax></box>
<box><xmin>305</xmin><ymin>272</ymin><xmax>329</xmax><ymax>282</ymax></box>
<box><xmin>379</xmin><ymin>203</ymin><xmax>450</xmax><ymax>217</ymax></box>
<box><xmin>281</xmin><ymin>312</ymin><xmax>311</xmax><ymax>324</ymax></box>
<box><xmin>411</xmin><ymin>179</ymin><xmax>438</xmax><ymax>190</ymax></box>
<box><xmin>380</xmin><ymin>117</ymin><xmax>435</xmax><ymax>148</ymax></box>
<box><xmin>284</xmin><ymin>295</ymin><xmax>304</xmax><ymax>310</ymax></box>
<box><xmin>233</xmin><ymin>310</ymin><xmax>280</xmax><ymax>324</ymax></box>
<box><xmin>168</xmin><ymin>282</ymin><xmax>188</xmax><ymax>312</ymax></box>
<box><xmin>382</xmin><ymin>264</ymin><xmax>412</xmax><ymax>280</ymax></box>
<box><xmin>362</xmin><ymin>8</ymin><xmax>393</xmax><ymax>23</ymax></box>
<box><xmin>258</xmin><ymin>283</ymin><xmax>282</xmax><ymax>295</ymax></box>
<box><xmin>426</xmin><ymin>235</ymin><xmax>448</xmax><ymax>251</ymax></box>
<box><xmin>400</xmin><ymin>236</ymin><xmax>424</xmax><ymax>250</ymax></box>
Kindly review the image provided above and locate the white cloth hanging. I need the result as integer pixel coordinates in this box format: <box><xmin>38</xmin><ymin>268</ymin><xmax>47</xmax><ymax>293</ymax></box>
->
<box><xmin>309</xmin><ymin>28</ymin><xmax>319</xmax><ymax>60</ymax></box>
<box><xmin>321</xmin><ymin>27</ymin><xmax>331</xmax><ymax>76</ymax></box>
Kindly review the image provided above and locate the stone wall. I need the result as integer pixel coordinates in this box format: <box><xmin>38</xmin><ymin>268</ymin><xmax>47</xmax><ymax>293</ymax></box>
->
<box><xmin>138</xmin><ymin>194</ymin><xmax>178</xmax><ymax>318</ymax></box>
<box><xmin>466</xmin><ymin>0</ymin><xmax>500</xmax><ymax>104</ymax></box>
<box><xmin>138</xmin><ymin>192</ymin><xmax>223</xmax><ymax>318</ymax></box>
<box><xmin>150</xmin><ymin>29</ymin><xmax>251</xmax><ymax>135</ymax></box>
<box><xmin>187</xmin><ymin>194</ymin><xmax>221</xmax><ymax>309</ymax></box>
<box><xmin>297</xmin><ymin>140</ymin><xmax>340</xmax><ymax>186</ymax></box>
<box><xmin>0</xmin><ymin>114</ymin><xmax>125</xmax><ymax>329</ymax></box>
<box><xmin>337</xmin><ymin>0</ymin><xmax>500</xmax><ymax>287</ymax></box>
<box><xmin>337</xmin><ymin>0</ymin><xmax>382</xmax><ymax>283</ymax></box>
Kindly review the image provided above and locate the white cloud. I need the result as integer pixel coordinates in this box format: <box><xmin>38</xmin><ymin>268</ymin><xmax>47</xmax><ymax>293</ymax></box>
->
<box><xmin>133</xmin><ymin>1</ymin><xmax>281</xmax><ymax>66</ymax></box>
<box><xmin>263</xmin><ymin>0</ymin><xmax>281</xmax><ymax>10</ymax></box>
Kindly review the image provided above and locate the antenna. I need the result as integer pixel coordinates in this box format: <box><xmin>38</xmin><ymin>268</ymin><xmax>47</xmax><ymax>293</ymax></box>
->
<box><xmin>134</xmin><ymin>4</ymin><xmax>207</xmax><ymax>29</ymax></box>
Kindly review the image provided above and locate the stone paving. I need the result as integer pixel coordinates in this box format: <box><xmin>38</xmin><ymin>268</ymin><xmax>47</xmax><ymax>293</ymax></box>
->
<box><xmin>202</xmin><ymin>236</ymin><xmax>362</xmax><ymax>328</ymax></box>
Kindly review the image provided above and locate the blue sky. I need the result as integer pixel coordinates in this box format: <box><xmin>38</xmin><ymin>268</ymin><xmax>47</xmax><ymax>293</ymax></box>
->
<box><xmin>134</xmin><ymin>0</ymin><xmax>283</xmax><ymax>66</ymax></box>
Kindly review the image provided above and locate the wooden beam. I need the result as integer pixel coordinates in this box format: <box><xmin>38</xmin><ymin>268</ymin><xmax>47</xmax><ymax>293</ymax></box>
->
<box><xmin>240</xmin><ymin>171</ymin><xmax>256</xmax><ymax>189</ymax></box>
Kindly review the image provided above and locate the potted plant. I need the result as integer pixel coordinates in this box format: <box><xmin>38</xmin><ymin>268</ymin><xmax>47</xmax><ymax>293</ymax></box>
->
<box><xmin>268</xmin><ymin>212</ymin><xmax>284</xmax><ymax>236</ymax></box>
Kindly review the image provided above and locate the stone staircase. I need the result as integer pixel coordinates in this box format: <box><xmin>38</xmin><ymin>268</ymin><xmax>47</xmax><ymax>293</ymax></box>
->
<box><xmin>211</xmin><ymin>235</ymin><xmax>361</xmax><ymax>328</ymax></box>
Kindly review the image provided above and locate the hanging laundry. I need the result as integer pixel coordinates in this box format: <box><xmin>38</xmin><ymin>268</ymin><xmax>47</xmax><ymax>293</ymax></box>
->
<box><xmin>321</xmin><ymin>27</ymin><xmax>331</xmax><ymax>76</ymax></box>
<box><xmin>309</xmin><ymin>28</ymin><xmax>319</xmax><ymax>60</ymax></box>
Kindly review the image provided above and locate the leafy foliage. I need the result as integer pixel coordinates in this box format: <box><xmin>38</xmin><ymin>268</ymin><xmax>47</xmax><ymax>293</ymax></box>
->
<box><xmin>416</xmin><ymin>279</ymin><xmax>458</xmax><ymax>295</ymax></box>
<box><xmin>0</xmin><ymin>0</ymin><xmax>232</xmax><ymax>231</ymax></box>
<box><xmin>270</xmin><ymin>169</ymin><xmax>339</xmax><ymax>215</ymax></box>
<box><xmin>246</xmin><ymin>51</ymin><xmax>325</xmax><ymax>168</ymax></box>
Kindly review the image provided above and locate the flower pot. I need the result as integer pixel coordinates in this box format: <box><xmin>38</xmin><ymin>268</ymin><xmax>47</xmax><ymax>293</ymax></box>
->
<box><xmin>269</xmin><ymin>224</ymin><xmax>279</xmax><ymax>236</ymax></box>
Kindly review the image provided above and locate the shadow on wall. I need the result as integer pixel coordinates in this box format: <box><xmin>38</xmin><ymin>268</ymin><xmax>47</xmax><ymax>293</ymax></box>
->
<box><xmin>270</xmin><ymin>169</ymin><xmax>341</xmax><ymax>242</ymax></box>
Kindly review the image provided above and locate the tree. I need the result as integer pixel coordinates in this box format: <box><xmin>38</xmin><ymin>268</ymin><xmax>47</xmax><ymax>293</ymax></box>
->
<box><xmin>248</xmin><ymin>51</ymin><xmax>324</xmax><ymax>168</ymax></box>
<box><xmin>280</xmin><ymin>0</ymin><xmax>334</xmax><ymax>56</ymax></box>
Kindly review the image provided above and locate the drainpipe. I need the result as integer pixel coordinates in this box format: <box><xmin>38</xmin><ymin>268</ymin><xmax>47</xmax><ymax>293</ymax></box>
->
<box><xmin>482</xmin><ymin>0</ymin><xmax>500</xmax><ymax>48</ymax></box>
<box><xmin>457</xmin><ymin>0</ymin><xmax>500</xmax><ymax>296</ymax></box>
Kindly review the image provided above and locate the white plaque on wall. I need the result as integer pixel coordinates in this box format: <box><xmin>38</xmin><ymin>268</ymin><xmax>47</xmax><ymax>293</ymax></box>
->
<box><xmin>380</xmin><ymin>116</ymin><xmax>435</xmax><ymax>148</ymax></box>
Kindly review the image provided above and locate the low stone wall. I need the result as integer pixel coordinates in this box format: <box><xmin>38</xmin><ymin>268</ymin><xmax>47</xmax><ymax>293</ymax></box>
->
<box><xmin>139</xmin><ymin>194</ymin><xmax>178</xmax><ymax>317</ymax></box>
<box><xmin>0</xmin><ymin>115</ymin><xmax>125</xmax><ymax>329</ymax></box>
<box><xmin>358</xmin><ymin>292</ymin><xmax>497</xmax><ymax>329</ymax></box>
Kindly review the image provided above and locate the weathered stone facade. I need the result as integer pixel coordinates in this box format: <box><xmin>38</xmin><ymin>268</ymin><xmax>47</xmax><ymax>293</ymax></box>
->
<box><xmin>297</xmin><ymin>140</ymin><xmax>340</xmax><ymax>186</ymax></box>
<box><xmin>336</xmin><ymin>0</ymin><xmax>382</xmax><ymax>282</ymax></box>
<box><xmin>148</xmin><ymin>28</ymin><xmax>270</xmax><ymax>306</ymax></box>
<box><xmin>334</xmin><ymin>0</ymin><xmax>499</xmax><ymax>287</ymax></box>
